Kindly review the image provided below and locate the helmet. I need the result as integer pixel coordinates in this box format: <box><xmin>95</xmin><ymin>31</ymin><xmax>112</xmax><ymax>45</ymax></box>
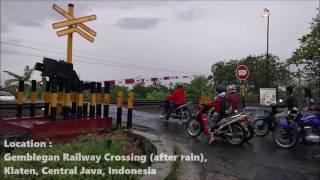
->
<box><xmin>216</xmin><ymin>85</ymin><xmax>226</xmax><ymax>94</ymax></box>
<box><xmin>175</xmin><ymin>83</ymin><xmax>183</xmax><ymax>88</ymax></box>
<box><xmin>227</xmin><ymin>84</ymin><xmax>237</xmax><ymax>93</ymax></box>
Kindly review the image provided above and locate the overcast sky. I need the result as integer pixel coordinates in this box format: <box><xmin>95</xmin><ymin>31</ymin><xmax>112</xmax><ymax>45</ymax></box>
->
<box><xmin>0</xmin><ymin>0</ymin><xmax>319</xmax><ymax>85</ymax></box>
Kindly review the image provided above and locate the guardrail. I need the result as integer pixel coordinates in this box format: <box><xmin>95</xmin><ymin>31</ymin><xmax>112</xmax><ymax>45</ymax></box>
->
<box><xmin>0</xmin><ymin>100</ymin><xmax>271</xmax><ymax>110</ymax></box>
<box><xmin>0</xmin><ymin>103</ymin><xmax>46</xmax><ymax>110</ymax></box>
<box><xmin>0</xmin><ymin>100</ymin><xmax>167</xmax><ymax>110</ymax></box>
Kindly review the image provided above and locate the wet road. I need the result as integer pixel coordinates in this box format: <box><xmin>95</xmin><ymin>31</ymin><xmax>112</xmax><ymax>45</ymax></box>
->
<box><xmin>109</xmin><ymin>105</ymin><xmax>320</xmax><ymax>180</ymax></box>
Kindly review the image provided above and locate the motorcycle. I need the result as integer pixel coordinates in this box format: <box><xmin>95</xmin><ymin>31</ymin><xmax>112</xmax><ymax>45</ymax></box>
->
<box><xmin>273</xmin><ymin>108</ymin><xmax>320</xmax><ymax>149</ymax></box>
<box><xmin>253</xmin><ymin>104</ymin><xmax>282</xmax><ymax>136</ymax></box>
<box><xmin>239</xmin><ymin>113</ymin><xmax>254</xmax><ymax>141</ymax></box>
<box><xmin>186</xmin><ymin>104</ymin><xmax>249</xmax><ymax>146</ymax></box>
<box><xmin>158</xmin><ymin>100</ymin><xmax>193</xmax><ymax>124</ymax></box>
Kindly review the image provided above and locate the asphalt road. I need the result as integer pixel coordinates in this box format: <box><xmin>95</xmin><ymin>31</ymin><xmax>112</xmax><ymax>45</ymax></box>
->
<box><xmin>114</xmin><ymin>105</ymin><xmax>320</xmax><ymax>180</ymax></box>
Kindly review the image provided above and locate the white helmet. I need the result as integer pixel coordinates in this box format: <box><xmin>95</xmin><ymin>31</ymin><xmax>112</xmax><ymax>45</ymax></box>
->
<box><xmin>227</xmin><ymin>84</ymin><xmax>237</xmax><ymax>93</ymax></box>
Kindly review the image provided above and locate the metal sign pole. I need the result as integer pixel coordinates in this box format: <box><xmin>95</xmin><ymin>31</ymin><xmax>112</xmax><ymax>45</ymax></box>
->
<box><xmin>241</xmin><ymin>80</ymin><xmax>246</xmax><ymax>110</ymax></box>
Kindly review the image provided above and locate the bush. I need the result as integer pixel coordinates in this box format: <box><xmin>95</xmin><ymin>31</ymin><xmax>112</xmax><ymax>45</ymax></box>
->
<box><xmin>146</xmin><ymin>91</ymin><xmax>167</xmax><ymax>100</ymax></box>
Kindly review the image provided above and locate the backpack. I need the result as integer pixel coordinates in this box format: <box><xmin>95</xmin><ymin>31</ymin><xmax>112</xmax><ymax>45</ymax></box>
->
<box><xmin>220</xmin><ymin>97</ymin><xmax>232</xmax><ymax>117</ymax></box>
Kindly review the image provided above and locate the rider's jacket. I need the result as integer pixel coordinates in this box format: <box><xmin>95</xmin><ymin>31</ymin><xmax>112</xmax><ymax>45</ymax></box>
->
<box><xmin>166</xmin><ymin>87</ymin><xmax>186</xmax><ymax>105</ymax></box>
<box><xmin>226</xmin><ymin>92</ymin><xmax>239</xmax><ymax>112</ymax></box>
<box><xmin>206</xmin><ymin>97</ymin><xmax>223</xmax><ymax>113</ymax></box>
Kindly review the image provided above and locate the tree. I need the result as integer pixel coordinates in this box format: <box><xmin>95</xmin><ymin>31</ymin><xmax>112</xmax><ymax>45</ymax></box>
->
<box><xmin>3</xmin><ymin>65</ymin><xmax>34</xmax><ymax>86</ymax></box>
<box><xmin>132</xmin><ymin>82</ymin><xmax>147</xmax><ymax>98</ymax></box>
<box><xmin>288</xmin><ymin>10</ymin><xmax>320</xmax><ymax>94</ymax></box>
<box><xmin>240</xmin><ymin>55</ymin><xmax>292</xmax><ymax>92</ymax></box>
<box><xmin>110</xmin><ymin>85</ymin><xmax>129</xmax><ymax>99</ymax></box>
<box><xmin>131</xmin><ymin>81</ymin><xmax>169</xmax><ymax>99</ymax></box>
<box><xmin>210</xmin><ymin>55</ymin><xmax>293</xmax><ymax>94</ymax></box>
<box><xmin>210</xmin><ymin>60</ymin><xmax>238</xmax><ymax>86</ymax></box>
<box><xmin>146</xmin><ymin>91</ymin><xmax>167</xmax><ymax>100</ymax></box>
<box><xmin>185</xmin><ymin>76</ymin><xmax>213</xmax><ymax>99</ymax></box>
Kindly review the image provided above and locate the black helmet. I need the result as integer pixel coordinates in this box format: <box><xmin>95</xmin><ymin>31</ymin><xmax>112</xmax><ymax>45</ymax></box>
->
<box><xmin>216</xmin><ymin>85</ymin><xmax>226</xmax><ymax>94</ymax></box>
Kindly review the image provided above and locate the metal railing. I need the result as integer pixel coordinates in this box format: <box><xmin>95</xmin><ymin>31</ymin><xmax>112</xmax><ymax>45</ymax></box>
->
<box><xmin>0</xmin><ymin>100</ymin><xmax>167</xmax><ymax>110</ymax></box>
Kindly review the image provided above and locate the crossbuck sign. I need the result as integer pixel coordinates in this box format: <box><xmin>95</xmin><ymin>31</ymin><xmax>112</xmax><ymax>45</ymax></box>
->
<box><xmin>52</xmin><ymin>4</ymin><xmax>97</xmax><ymax>64</ymax></box>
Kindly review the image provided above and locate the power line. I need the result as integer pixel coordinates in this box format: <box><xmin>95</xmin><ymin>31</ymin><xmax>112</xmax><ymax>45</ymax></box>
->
<box><xmin>4</xmin><ymin>37</ymin><xmax>191</xmax><ymax>68</ymax></box>
<box><xmin>1</xmin><ymin>41</ymin><xmax>204</xmax><ymax>75</ymax></box>
<box><xmin>0</xmin><ymin>49</ymin><xmax>198</xmax><ymax>83</ymax></box>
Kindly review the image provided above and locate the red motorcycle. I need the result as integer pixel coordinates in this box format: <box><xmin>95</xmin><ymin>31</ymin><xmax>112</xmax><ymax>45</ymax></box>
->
<box><xmin>186</xmin><ymin>104</ymin><xmax>252</xmax><ymax>145</ymax></box>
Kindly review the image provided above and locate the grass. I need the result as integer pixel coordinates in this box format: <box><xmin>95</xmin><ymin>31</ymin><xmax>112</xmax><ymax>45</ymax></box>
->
<box><xmin>164</xmin><ymin>146</ymin><xmax>181</xmax><ymax>180</ymax></box>
<box><xmin>0</xmin><ymin>130</ymin><xmax>152</xmax><ymax>180</ymax></box>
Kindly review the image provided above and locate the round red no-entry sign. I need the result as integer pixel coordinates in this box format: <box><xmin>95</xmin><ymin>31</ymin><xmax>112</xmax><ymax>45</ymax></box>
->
<box><xmin>236</xmin><ymin>65</ymin><xmax>249</xmax><ymax>81</ymax></box>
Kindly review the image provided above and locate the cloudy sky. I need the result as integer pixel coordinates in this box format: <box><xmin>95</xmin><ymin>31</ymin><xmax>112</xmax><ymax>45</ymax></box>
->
<box><xmin>0</xmin><ymin>0</ymin><xmax>318</xmax><ymax>85</ymax></box>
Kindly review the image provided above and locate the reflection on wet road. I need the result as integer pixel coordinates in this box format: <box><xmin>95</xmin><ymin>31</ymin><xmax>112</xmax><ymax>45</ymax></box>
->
<box><xmin>111</xmin><ymin>105</ymin><xmax>320</xmax><ymax>180</ymax></box>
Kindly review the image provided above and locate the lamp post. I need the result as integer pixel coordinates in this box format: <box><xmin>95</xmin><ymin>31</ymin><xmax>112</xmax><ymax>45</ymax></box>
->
<box><xmin>262</xmin><ymin>8</ymin><xmax>270</xmax><ymax>88</ymax></box>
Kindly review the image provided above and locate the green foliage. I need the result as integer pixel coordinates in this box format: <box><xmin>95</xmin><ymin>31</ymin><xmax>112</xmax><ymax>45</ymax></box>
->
<box><xmin>289</xmin><ymin>10</ymin><xmax>320</xmax><ymax>94</ymax></box>
<box><xmin>132</xmin><ymin>82</ymin><xmax>148</xmax><ymax>98</ymax></box>
<box><xmin>210</xmin><ymin>60</ymin><xmax>239</xmax><ymax>86</ymax></box>
<box><xmin>184</xmin><ymin>76</ymin><xmax>214</xmax><ymax>99</ymax></box>
<box><xmin>3</xmin><ymin>65</ymin><xmax>34</xmax><ymax>86</ymax></box>
<box><xmin>146</xmin><ymin>91</ymin><xmax>167</xmax><ymax>100</ymax></box>
<box><xmin>110</xmin><ymin>85</ymin><xmax>129</xmax><ymax>99</ymax></box>
<box><xmin>132</xmin><ymin>81</ymin><xmax>169</xmax><ymax>99</ymax></box>
<box><xmin>1</xmin><ymin>65</ymin><xmax>46</xmax><ymax>100</ymax></box>
<box><xmin>210</xmin><ymin>55</ymin><xmax>293</xmax><ymax>94</ymax></box>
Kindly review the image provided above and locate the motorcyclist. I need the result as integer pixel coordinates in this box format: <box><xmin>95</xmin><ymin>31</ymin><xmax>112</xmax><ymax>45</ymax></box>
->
<box><xmin>274</xmin><ymin>86</ymin><xmax>298</xmax><ymax>125</ymax></box>
<box><xmin>165</xmin><ymin>83</ymin><xmax>186</xmax><ymax>120</ymax></box>
<box><xmin>205</xmin><ymin>86</ymin><xmax>227</xmax><ymax>144</ymax></box>
<box><xmin>226</xmin><ymin>84</ymin><xmax>239</xmax><ymax>113</ymax></box>
<box><xmin>301</xmin><ymin>87</ymin><xmax>314</xmax><ymax>111</ymax></box>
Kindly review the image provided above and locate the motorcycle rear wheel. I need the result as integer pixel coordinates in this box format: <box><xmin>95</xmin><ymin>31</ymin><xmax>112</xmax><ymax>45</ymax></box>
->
<box><xmin>244</xmin><ymin>122</ymin><xmax>254</xmax><ymax>141</ymax></box>
<box><xmin>225</xmin><ymin>123</ymin><xmax>246</xmax><ymax>146</ymax></box>
<box><xmin>273</xmin><ymin>127</ymin><xmax>298</xmax><ymax>149</ymax></box>
<box><xmin>253</xmin><ymin>118</ymin><xmax>269</xmax><ymax>137</ymax></box>
<box><xmin>186</xmin><ymin>118</ymin><xmax>202</xmax><ymax>137</ymax></box>
<box><xmin>181</xmin><ymin>109</ymin><xmax>192</xmax><ymax>124</ymax></box>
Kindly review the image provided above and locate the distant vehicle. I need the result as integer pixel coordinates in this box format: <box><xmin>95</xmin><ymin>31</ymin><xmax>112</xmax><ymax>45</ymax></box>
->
<box><xmin>0</xmin><ymin>91</ymin><xmax>17</xmax><ymax>102</ymax></box>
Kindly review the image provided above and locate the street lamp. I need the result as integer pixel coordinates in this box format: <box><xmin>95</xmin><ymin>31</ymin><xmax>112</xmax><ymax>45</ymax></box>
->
<box><xmin>262</xmin><ymin>8</ymin><xmax>270</xmax><ymax>88</ymax></box>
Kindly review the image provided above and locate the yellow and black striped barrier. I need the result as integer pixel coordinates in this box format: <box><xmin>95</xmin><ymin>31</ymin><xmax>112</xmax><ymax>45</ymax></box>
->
<box><xmin>57</xmin><ymin>83</ymin><xmax>63</xmax><ymax>115</ymax></box>
<box><xmin>116</xmin><ymin>91</ymin><xmax>123</xmax><ymax>129</ymax></box>
<box><xmin>44</xmin><ymin>81</ymin><xmax>50</xmax><ymax>116</ymax></box>
<box><xmin>103</xmin><ymin>81</ymin><xmax>110</xmax><ymax>118</ymax></box>
<box><xmin>30</xmin><ymin>80</ymin><xmax>37</xmax><ymax>117</ymax></box>
<box><xmin>127</xmin><ymin>92</ymin><xmax>134</xmax><ymax>129</ymax></box>
<box><xmin>77</xmin><ymin>81</ymin><xmax>84</xmax><ymax>119</ymax></box>
<box><xmin>50</xmin><ymin>79</ymin><xmax>58</xmax><ymax>121</ymax></box>
<box><xmin>83</xmin><ymin>102</ymin><xmax>88</xmax><ymax>117</ymax></box>
<box><xmin>16</xmin><ymin>80</ymin><xmax>24</xmax><ymax>117</ymax></box>
<box><xmin>90</xmin><ymin>82</ymin><xmax>96</xmax><ymax>117</ymax></box>
<box><xmin>63</xmin><ymin>81</ymin><xmax>72</xmax><ymax>119</ymax></box>
<box><xmin>71</xmin><ymin>85</ymin><xmax>77</xmax><ymax>117</ymax></box>
<box><xmin>96</xmin><ymin>82</ymin><xmax>102</xmax><ymax>117</ymax></box>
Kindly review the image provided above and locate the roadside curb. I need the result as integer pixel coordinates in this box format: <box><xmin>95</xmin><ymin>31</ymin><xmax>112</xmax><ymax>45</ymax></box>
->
<box><xmin>125</xmin><ymin>129</ymin><xmax>173</xmax><ymax>180</ymax></box>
